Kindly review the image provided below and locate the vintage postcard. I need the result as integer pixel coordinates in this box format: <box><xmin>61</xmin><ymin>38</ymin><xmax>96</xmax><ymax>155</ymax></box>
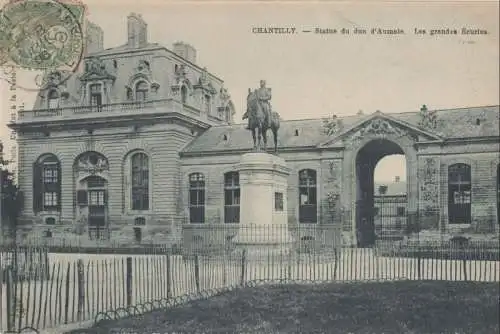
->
<box><xmin>0</xmin><ymin>0</ymin><xmax>498</xmax><ymax>333</ymax></box>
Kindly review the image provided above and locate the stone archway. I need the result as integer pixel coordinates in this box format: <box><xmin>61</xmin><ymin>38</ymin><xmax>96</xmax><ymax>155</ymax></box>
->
<box><xmin>339</xmin><ymin>116</ymin><xmax>420</xmax><ymax>247</ymax></box>
<box><xmin>354</xmin><ymin>139</ymin><xmax>406</xmax><ymax>247</ymax></box>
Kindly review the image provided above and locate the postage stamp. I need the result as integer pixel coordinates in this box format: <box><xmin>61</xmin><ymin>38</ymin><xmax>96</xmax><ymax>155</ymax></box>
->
<box><xmin>0</xmin><ymin>0</ymin><xmax>86</xmax><ymax>71</ymax></box>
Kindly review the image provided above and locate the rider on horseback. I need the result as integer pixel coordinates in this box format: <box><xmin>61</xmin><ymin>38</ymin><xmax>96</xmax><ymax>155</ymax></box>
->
<box><xmin>245</xmin><ymin>80</ymin><xmax>272</xmax><ymax>130</ymax></box>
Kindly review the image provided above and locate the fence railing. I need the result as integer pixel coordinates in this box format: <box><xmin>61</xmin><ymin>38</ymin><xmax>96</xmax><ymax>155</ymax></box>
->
<box><xmin>1</xmin><ymin>242</ymin><xmax>499</xmax><ymax>333</ymax></box>
<box><xmin>0</xmin><ymin>238</ymin><xmax>178</xmax><ymax>255</ymax></box>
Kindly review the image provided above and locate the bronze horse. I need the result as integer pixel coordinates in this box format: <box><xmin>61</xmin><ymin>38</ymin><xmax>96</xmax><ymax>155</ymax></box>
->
<box><xmin>243</xmin><ymin>89</ymin><xmax>280</xmax><ymax>153</ymax></box>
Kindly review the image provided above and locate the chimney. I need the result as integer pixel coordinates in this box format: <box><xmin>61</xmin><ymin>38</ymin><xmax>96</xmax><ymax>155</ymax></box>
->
<box><xmin>395</xmin><ymin>176</ymin><xmax>400</xmax><ymax>182</ymax></box>
<box><xmin>127</xmin><ymin>13</ymin><xmax>148</xmax><ymax>48</ymax></box>
<box><xmin>172</xmin><ymin>42</ymin><xmax>197</xmax><ymax>63</ymax></box>
<box><xmin>85</xmin><ymin>21</ymin><xmax>104</xmax><ymax>54</ymax></box>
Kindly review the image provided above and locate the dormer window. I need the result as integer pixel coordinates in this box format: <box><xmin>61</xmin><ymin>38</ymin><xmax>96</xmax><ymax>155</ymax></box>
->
<box><xmin>476</xmin><ymin>118</ymin><xmax>481</xmax><ymax>125</ymax></box>
<box><xmin>89</xmin><ymin>84</ymin><xmax>102</xmax><ymax>111</ymax></box>
<box><xmin>135</xmin><ymin>81</ymin><xmax>149</xmax><ymax>101</ymax></box>
<box><xmin>47</xmin><ymin>90</ymin><xmax>60</xmax><ymax>109</ymax></box>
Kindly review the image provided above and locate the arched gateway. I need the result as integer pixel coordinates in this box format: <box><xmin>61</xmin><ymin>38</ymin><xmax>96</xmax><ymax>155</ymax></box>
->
<box><xmin>334</xmin><ymin>112</ymin><xmax>422</xmax><ymax>247</ymax></box>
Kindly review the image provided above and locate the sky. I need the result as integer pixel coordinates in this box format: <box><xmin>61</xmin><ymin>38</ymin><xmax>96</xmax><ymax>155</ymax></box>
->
<box><xmin>0</xmin><ymin>0</ymin><xmax>498</xmax><ymax>182</ymax></box>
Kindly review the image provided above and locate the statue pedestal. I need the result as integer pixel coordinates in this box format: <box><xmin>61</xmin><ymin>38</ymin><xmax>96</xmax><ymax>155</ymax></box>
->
<box><xmin>232</xmin><ymin>152</ymin><xmax>294</xmax><ymax>262</ymax></box>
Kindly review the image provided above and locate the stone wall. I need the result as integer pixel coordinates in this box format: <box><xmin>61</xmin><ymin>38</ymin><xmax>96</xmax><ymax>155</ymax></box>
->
<box><xmin>17</xmin><ymin>121</ymin><xmax>195</xmax><ymax>243</ymax></box>
<box><xmin>416</xmin><ymin>144</ymin><xmax>499</xmax><ymax>234</ymax></box>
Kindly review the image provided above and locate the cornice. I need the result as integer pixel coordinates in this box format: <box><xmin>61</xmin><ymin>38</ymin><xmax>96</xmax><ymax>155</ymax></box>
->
<box><xmin>10</xmin><ymin>112</ymin><xmax>212</xmax><ymax>132</ymax></box>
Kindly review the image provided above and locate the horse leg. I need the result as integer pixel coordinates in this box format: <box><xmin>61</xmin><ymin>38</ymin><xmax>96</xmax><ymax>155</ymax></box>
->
<box><xmin>259</xmin><ymin>126</ymin><xmax>262</xmax><ymax>151</ymax></box>
<box><xmin>273</xmin><ymin>127</ymin><xmax>278</xmax><ymax>153</ymax></box>
<box><xmin>262</xmin><ymin>127</ymin><xmax>267</xmax><ymax>151</ymax></box>
<box><xmin>252</xmin><ymin>128</ymin><xmax>257</xmax><ymax>149</ymax></box>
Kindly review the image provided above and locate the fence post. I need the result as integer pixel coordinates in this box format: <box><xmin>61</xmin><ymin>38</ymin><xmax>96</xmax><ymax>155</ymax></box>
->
<box><xmin>287</xmin><ymin>250</ymin><xmax>292</xmax><ymax>281</ymax></box>
<box><xmin>64</xmin><ymin>263</ymin><xmax>71</xmax><ymax>324</ymax></box>
<box><xmin>77</xmin><ymin>259</ymin><xmax>85</xmax><ymax>321</ymax></box>
<box><xmin>166</xmin><ymin>255</ymin><xmax>171</xmax><ymax>299</ymax></box>
<box><xmin>462</xmin><ymin>247</ymin><xmax>468</xmax><ymax>281</ymax></box>
<box><xmin>44</xmin><ymin>250</ymin><xmax>50</xmax><ymax>280</ymax></box>
<box><xmin>417</xmin><ymin>245</ymin><xmax>422</xmax><ymax>280</ymax></box>
<box><xmin>194</xmin><ymin>255</ymin><xmax>200</xmax><ymax>294</ymax></box>
<box><xmin>126</xmin><ymin>257</ymin><xmax>132</xmax><ymax>307</ymax></box>
<box><xmin>6</xmin><ymin>266</ymin><xmax>14</xmax><ymax>331</ymax></box>
<box><xmin>240</xmin><ymin>249</ymin><xmax>246</xmax><ymax>287</ymax></box>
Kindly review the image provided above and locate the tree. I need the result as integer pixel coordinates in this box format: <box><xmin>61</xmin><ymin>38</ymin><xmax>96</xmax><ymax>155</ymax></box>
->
<box><xmin>1</xmin><ymin>142</ymin><xmax>23</xmax><ymax>242</ymax></box>
<box><xmin>1</xmin><ymin>169</ymin><xmax>23</xmax><ymax>241</ymax></box>
<box><xmin>378</xmin><ymin>185</ymin><xmax>388</xmax><ymax>196</ymax></box>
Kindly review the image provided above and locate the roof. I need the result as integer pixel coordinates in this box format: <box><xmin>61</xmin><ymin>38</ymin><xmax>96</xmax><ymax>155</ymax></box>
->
<box><xmin>87</xmin><ymin>43</ymin><xmax>224</xmax><ymax>82</ymax></box>
<box><xmin>182</xmin><ymin>105</ymin><xmax>499</xmax><ymax>154</ymax></box>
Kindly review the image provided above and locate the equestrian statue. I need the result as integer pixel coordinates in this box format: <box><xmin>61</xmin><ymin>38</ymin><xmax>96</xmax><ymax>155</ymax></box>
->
<box><xmin>242</xmin><ymin>80</ymin><xmax>281</xmax><ymax>153</ymax></box>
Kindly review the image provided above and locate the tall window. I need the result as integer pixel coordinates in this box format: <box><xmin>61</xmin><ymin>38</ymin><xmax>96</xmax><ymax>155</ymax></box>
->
<box><xmin>86</xmin><ymin>176</ymin><xmax>108</xmax><ymax>240</ymax></box>
<box><xmin>181</xmin><ymin>85</ymin><xmax>188</xmax><ymax>104</ymax></box>
<box><xmin>224</xmin><ymin>172</ymin><xmax>240</xmax><ymax>223</ymax></box>
<box><xmin>89</xmin><ymin>83</ymin><xmax>102</xmax><ymax>111</ymax></box>
<box><xmin>448</xmin><ymin>163</ymin><xmax>471</xmax><ymax>224</ymax></box>
<box><xmin>33</xmin><ymin>154</ymin><xmax>61</xmax><ymax>212</ymax></box>
<box><xmin>131</xmin><ymin>152</ymin><xmax>149</xmax><ymax>210</ymax></box>
<box><xmin>135</xmin><ymin>81</ymin><xmax>149</xmax><ymax>101</ymax></box>
<box><xmin>47</xmin><ymin>90</ymin><xmax>60</xmax><ymax>109</ymax></box>
<box><xmin>299</xmin><ymin>169</ymin><xmax>317</xmax><ymax>223</ymax></box>
<box><xmin>204</xmin><ymin>94</ymin><xmax>211</xmax><ymax>113</ymax></box>
<box><xmin>189</xmin><ymin>173</ymin><xmax>205</xmax><ymax>223</ymax></box>
<box><xmin>497</xmin><ymin>164</ymin><xmax>500</xmax><ymax>226</ymax></box>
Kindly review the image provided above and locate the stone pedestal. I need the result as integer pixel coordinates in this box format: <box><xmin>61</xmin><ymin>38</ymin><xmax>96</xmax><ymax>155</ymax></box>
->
<box><xmin>232</xmin><ymin>152</ymin><xmax>294</xmax><ymax>261</ymax></box>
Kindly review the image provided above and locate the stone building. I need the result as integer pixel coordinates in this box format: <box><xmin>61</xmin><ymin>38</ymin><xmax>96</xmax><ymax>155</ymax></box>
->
<box><xmin>9</xmin><ymin>14</ymin><xmax>500</xmax><ymax>247</ymax></box>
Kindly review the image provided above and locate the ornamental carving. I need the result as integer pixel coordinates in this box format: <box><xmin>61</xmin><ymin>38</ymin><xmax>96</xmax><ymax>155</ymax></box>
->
<box><xmin>174</xmin><ymin>64</ymin><xmax>187</xmax><ymax>83</ymax></box>
<box><xmin>194</xmin><ymin>67</ymin><xmax>217</xmax><ymax>94</ymax></box>
<box><xmin>322</xmin><ymin>114</ymin><xmax>344</xmax><ymax>136</ymax></box>
<box><xmin>350</xmin><ymin>118</ymin><xmax>406</xmax><ymax>143</ymax></box>
<box><xmin>418</xmin><ymin>105</ymin><xmax>439</xmax><ymax>131</ymax></box>
<box><xmin>76</xmin><ymin>152</ymin><xmax>109</xmax><ymax>174</ymax></box>
<box><xmin>80</xmin><ymin>57</ymin><xmax>116</xmax><ymax>82</ymax></box>
<box><xmin>419</xmin><ymin>157</ymin><xmax>439</xmax><ymax>209</ymax></box>
<box><xmin>37</xmin><ymin>70</ymin><xmax>70</xmax><ymax>99</ymax></box>
<box><xmin>325</xmin><ymin>159</ymin><xmax>342</xmax><ymax>209</ymax></box>
<box><xmin>137</xmin><ymin>59</ymin><xmax>151</xmax><ymax>74</ymax></box>
<box><xmin>220</xmin><ymin>87</ymin><xmax>231</xmax><ymax>104</ymax></box>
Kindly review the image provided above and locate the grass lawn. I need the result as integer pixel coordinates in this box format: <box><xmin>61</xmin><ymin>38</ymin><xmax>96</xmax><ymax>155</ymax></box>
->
<box><xmin>67</xmin><ymin>281</ymin><xmax>499</xmax><ymax>334</ymax></box>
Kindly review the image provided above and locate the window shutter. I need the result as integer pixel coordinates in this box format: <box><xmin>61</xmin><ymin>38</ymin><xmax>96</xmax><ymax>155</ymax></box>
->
<box><xmin>33</xmin><ymin>163</ymin><xmax>43</xmax><ymax>213</ymax></box>
<box><xmin>56</xmin><ymin>163</ymin><xmax>62</xmax><ymax>211</ymax></box>
<box><xmin>103</xmin><ymin>190</ymin><xmax>108</xmax><ymax>205</ymax></box>
<box><xmin>77</xmin><ymin>190</ymin><xmax>87</xmax><ymax>206</ymax></box>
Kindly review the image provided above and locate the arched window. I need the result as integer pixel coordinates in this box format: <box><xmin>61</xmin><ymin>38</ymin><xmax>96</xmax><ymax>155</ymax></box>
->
<box><xmin>131</xmin><ymin>152</ymin><xmax>149</xmax><ymax>210</ymax></box>
<box><xmin>448</xmin><ymin>163</ymin><xmax>472</xmax><ymax>224</ymax></box>
<box><xmin>135</xmin><ymin>81</ymin><xmax>149</xmax><ymax>101</ymax></box>
<box><xmin>224</xmin><ymin>172</ymin><xmax>240</xmax><ymax>223</ymax></box>
<box><xmin>47</xmin><ymin>90</ymin><xmax>60</xmax><ymax>109</ymax></box>
<box><xmin>299</xmin><ymin>169</ymin><xmax>317</xmax><ymax>223</ymax></box>
<box><xmin>33</xmin><ymin>154</ymin><xmax>61</xmax><ymax>213</ymax></box>
<box><xmin>181</xmin><ymin>85</ymin><xmax>188</xmax><ymax>104</ymax></box>
<box><xmin>189</xmin><ymin>173</ymin><xmax>205</xmax><ymax>223</ymax></box>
